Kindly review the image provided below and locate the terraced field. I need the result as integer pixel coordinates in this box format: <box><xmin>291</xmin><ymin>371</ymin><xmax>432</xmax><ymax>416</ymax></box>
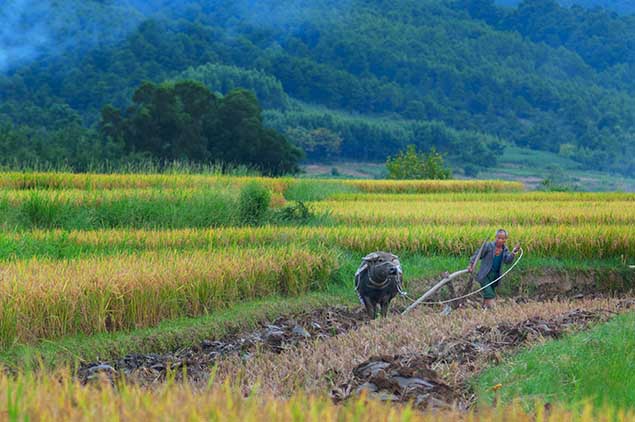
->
<box><xmin>0</xmin><ymin>172</ymin><xmax>633</xmax><ymax>420</ymax></box>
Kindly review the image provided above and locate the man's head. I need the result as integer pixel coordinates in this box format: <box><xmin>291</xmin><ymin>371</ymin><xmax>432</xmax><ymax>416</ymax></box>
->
<box><xmin>495</xmin><ymin>229</ymin><xmax>508</xmax><ymax>247</ymax></box>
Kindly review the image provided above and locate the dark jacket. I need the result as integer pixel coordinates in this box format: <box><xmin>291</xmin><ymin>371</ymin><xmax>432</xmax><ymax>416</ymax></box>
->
<box><xmin>469</xmin><ymin>241</ymin><xmax>516</xmax><ymax>283</ymax></box>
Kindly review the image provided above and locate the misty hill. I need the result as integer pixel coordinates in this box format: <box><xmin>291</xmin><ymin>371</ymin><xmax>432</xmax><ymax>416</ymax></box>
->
<box><xmin>496</xmin><ymin>0</ymin><xmax>635</xmax><ymax>15</ymax></box>
<box><xmin>1</xmin><ymin>0</ymin><xmax>635</xmax><ymax>176</ymax></box>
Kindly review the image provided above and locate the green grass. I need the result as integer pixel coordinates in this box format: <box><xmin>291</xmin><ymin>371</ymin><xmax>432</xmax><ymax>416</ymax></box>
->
<box><xmin>479</xmin><ymin>146</ymin><xmax>635</xmax><ymax>192</ymax></box>
<box><xmin>475</xmin><ymin>312</ymin><xmax>635</xmax><ymax>411</ymax></box>
<box><xmin>0</xmin><ymin>189</ymin><xmax>239</xmax><ymax>230</ymax></box>
<box><xmin>0</xmin><ymin>229</ymin><xmax>628</xmax><ymax>277</ymax></box>
<box><xmin>299</xmin><ymin>162</ymin><xmax>387</xmax><ymax>179</ymax></box>
<box><xmin>284</xmin><ymin>180</ymin><xmax>360</xmax><ymax>201</ymax></box>
<box><xmin>500</xmin><ymin>146</ymin><xmax>582</xmax><ymax>172</ymax></box>
<box><xmin>0</xmin><ymin>160</ymin><xmax>260</xmax><ymax>178</ymax></box>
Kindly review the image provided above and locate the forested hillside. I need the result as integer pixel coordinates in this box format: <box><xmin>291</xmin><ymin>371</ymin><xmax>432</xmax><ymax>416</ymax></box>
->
<box><xmin>496</xmin><ymin>0</ymin><xmax>635</xmax><ymax>15</ymax></box>
<box><xmin>1</xmin><ymin>0</ymin><xmax>635</xmax><ymax>175</ymax></box>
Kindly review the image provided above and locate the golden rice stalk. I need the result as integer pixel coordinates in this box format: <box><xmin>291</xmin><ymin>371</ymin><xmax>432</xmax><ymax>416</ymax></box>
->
<box><xmin>314</xmin><ymin>199</ymin><xmax>635</xmax><ymax>225</ymax></box>
<box><xmin>0</xmin><ymin>247</ymin><xmax>337</xmax><ymax>347</ymax></box>
<box><xmin>12</xmin><ymin>224</ymin><xmax>634</xmax><ymax>259</ymax></box>
<box><xmin>0</xmin><ymin>369</ymin><xmax>627</xmax><ymax>421</ymax></box>
<box><xmin>0</xmin><ymin>171</ymin><xmax>522</xmax><ymax>193</ymax></box>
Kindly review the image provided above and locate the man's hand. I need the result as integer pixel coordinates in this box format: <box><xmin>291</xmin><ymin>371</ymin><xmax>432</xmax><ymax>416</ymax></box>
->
<box><xmin>467</xmin><ymin>265</ymin><xmax>474</xmax><ymax>273</ymax></box>
<box><xmin>512</xmin><ymin>243</ymin><xmax>521</xmax><ymax>254</ymax></box>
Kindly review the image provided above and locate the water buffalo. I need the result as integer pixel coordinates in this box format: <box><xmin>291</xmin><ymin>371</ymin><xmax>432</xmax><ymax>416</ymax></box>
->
<box><xmin>354</xmin><ymin>251</ymin><xmax>404</xmax><ymax>319</ymax></box>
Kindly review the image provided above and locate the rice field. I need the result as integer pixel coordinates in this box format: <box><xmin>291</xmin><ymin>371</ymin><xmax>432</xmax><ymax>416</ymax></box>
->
<box><xmin>317</xmin><ymin>198</ymin><xmax>635</xmax><ymax>225</ymax></box>
<box><xmin>2</xmin><ymin>370</ymin><xmax>626</xmax><ymax>422</ymax></box>
<box><xmin>3</xmin><ymin>224</ymin><xmax>633</xmax><ymax>260</ymax></box>
<box><xmin>0</xmin><ymin>171</ymin><xmax>633</xmax><ymax>420</ymax></box>
<box><xmin>3</xmin><ymin>369</ymin><xmax>632</xmax><ymax>421</ymax></box>
<box><xmin>331</xmin><ymin>192</ymin><xmax>635</xmax><ymax>202</ymax></box>
<box><xmin>0</xmin><ymin>247</ymin><xmax>337</xmax><ymax>347</ymax></box>
<box><xmin>0</xmin><ymin>172</ymin><xmax>523</xmax><ymax>192</ymax></box>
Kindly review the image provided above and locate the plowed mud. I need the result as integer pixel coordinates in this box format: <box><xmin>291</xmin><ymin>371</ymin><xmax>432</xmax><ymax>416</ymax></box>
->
<box><xmin>332</xmin><ymin>307</ymin><xmax>626</xmax><ymax>410</ymax></box>
<box><xmin>79</xmin><ymin>306</ymin><xmax>367</xmax><ymax>384</ymax></box>
<box><xmin>77</xmin><ymin>285</ymin><xmax>634</xmax><ymax>413</ymax></box>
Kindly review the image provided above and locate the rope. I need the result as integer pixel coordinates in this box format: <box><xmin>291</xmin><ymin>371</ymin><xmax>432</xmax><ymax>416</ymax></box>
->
<box><xmin>396</xmin><ymin>277</ymin><xmax>410</xmax><ymax>298</ymax></box>
<box><xmin>400</xmin><ymin>247</ymin><xmax>524</xmax><ymax>308</ymax></box>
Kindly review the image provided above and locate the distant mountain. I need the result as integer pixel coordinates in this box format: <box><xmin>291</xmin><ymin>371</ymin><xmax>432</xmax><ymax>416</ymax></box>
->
<box><xmin>1</xmin><ymin>0</ymin><xmax>635</xmax><ymax>175</ymax></box>
<box><xmin>496</xmin><ymin>0</ymin><xmax>635</xmax><ymax>15</ymax></box>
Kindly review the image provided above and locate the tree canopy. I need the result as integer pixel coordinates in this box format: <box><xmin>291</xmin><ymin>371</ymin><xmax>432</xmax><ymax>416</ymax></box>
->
<box><xmin>386</xmin><ymin>145</ymin><xmax>452</xmax><ymax>180</ymax></box>
<box><xmin>100</xmin><ymin>81</ymin><xmax>302</xmax><ymax>175</ymax></box>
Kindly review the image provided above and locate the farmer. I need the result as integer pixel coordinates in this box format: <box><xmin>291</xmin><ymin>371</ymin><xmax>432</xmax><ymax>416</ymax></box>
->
<box><xmin>467</xmin><ymin>229</ymin><xmax>520</xmax><ymax>308</ymax></box>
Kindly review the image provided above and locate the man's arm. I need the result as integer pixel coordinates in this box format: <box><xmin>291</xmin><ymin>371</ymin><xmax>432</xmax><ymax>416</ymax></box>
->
<box><xmin>468</xmin><ymin>242</ymin><xmax>489</xmax><ymax>270</ymax></box>
<box><xmin>504</xmin><ymin>243</ymin><xmax>521</xmax><ymax>264</ymax></box>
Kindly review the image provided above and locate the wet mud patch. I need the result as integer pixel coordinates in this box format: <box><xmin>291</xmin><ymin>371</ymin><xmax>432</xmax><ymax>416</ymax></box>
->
<box><xmin>78</xmin><ymin>306</ymin><xmax>366</xmax><ymax>385</ymax></box>
<box><xmin>332</xmin><ymin>307</ymin><xmax>622</xmax><ymax>410</ymax></box>
<box><xmin>332</xmin><ymin>354</ymin><xmax>457</xmax><ymax>409</ymax></box>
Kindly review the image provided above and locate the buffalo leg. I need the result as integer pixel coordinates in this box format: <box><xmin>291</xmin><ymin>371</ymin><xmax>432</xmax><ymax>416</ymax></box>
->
<box><xmin>379</xmin><ymin>298</ymin><xmax>390</xmax><ymax>318</ymax></box>
<box><xmin>380</xmin><ymin>303</ymin><xmax>389</xmax><ymax>318</ymax></box>
<box><xmin>363</xmin><ymin>296</ymin><xmax>377</xmax><ymax>319</ymax></box>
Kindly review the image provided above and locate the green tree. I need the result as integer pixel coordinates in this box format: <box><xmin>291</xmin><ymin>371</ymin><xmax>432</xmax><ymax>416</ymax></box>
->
<box><xmin>386</xmin><ymin>145</ymin><xmax>452</xmax><ymax>180</ymax></box>
<box><xmin>99</xmin><ymin>82</ymin><xmax>302</xmax><ymax>175</ymax></box>
<box><xmin>284</xmin><ymin>127</ymin><xmax>342</xmax><ymax>161</ymax></box>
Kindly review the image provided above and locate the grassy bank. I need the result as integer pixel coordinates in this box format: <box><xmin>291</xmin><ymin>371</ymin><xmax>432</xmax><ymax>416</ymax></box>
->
<box><xmin>475</xmin><ymin>312</ymin><xmax>635</xmax><ymax>411</ymax></box>
<box><xmin>0</xmin><ymin>182</ymin><xmax>537</xmax><ymax>230</ymax></box>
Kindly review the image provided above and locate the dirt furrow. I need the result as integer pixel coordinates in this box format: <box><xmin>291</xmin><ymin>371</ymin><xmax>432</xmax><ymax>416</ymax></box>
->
<box><xmin>79</xmin><ymin>293</ymin><xmax>635</xmax><ymax>413</ymax></box>
<box><xmin>212</xmin><ymin>296</ymin><xmax>634</xmax><ymax>400</ymax></box>
<box><xmin>78</xmin><ymin>306</ymin><xmax>368</xmax><ymax>384</ymax></box>
<box><xmin>332</xmin><ymin>307</ymin><xmax>625</xmax><ymax>410</ymax></box>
